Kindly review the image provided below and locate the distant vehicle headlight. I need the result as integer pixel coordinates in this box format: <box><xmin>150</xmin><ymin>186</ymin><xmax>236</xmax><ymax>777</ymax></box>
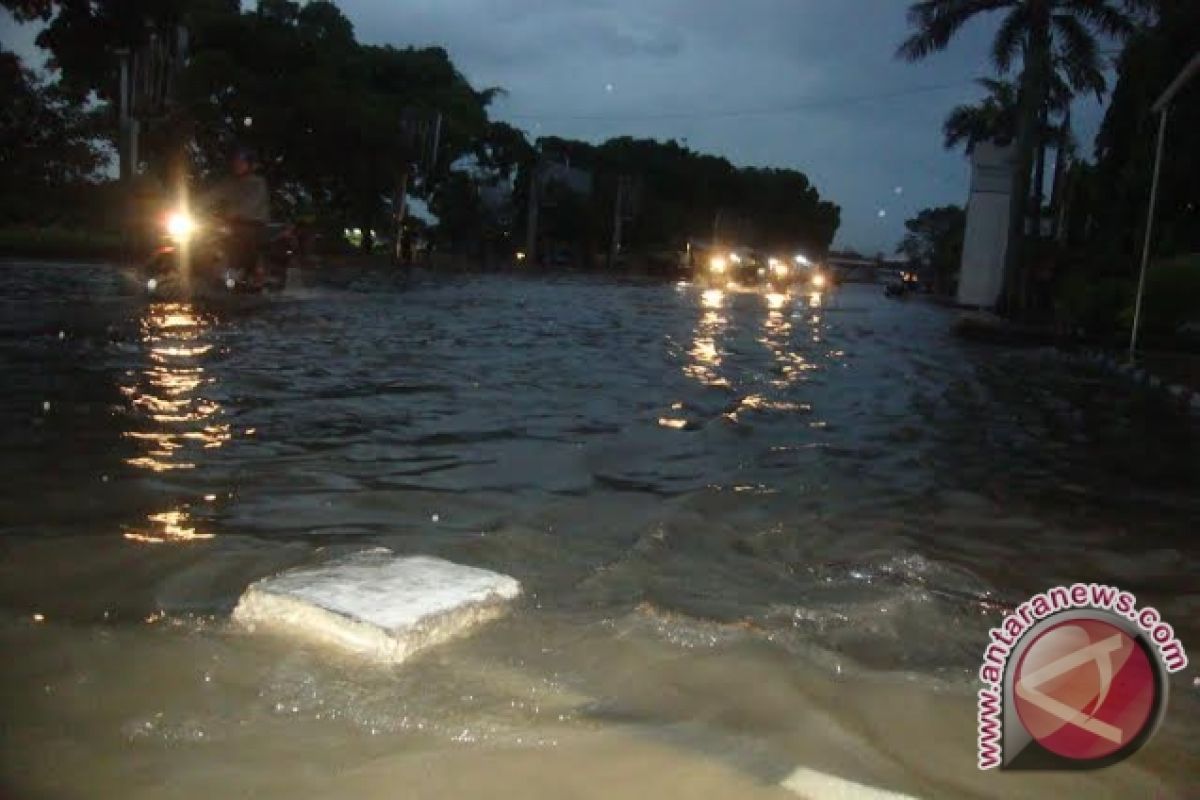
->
<box><xmin>165</xmin><ymin>211</ymin><xmax>197</xmax><ymax>242</ymax></box>
<box><xmin>811</xmin><ymin>272</ymin><xmax>827</xmax><ymax>289</ymax></box>
<box><xmin>729</xmin><ymin>252</ymin><xmax>742</xmax><ymax>265</ymax></box>
<box><xmin>709</xmin><ymin>255</ymin><xmax>727</xmax><ymax>273</ymax></box>
<box><xmin>771</xmin><ymin>260</ymin><xmax>789</xmax><ymax>277</ymax></box>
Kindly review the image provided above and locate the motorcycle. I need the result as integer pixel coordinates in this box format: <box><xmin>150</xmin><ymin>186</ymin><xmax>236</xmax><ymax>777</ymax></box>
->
<box><xmin>141</xmin><ymin>209</ymin><xmax>301</xmax><ymax>297</ymax></box>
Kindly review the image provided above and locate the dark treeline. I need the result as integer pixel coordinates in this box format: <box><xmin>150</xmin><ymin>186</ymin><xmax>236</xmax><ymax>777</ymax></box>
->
<box><xmin>507</xmin><ymin>136</ymin><xmax>841</xmax><ymax>269</ymax></box>
<box><xmin>0</xmin><ymin>0</ymin><xmax>840</xmax><ymax>265</ymax></box>
<box><xmin>1054</xmin><ymin>0</ymin><xmax>1200</xmax><ymax>338</ymax></box>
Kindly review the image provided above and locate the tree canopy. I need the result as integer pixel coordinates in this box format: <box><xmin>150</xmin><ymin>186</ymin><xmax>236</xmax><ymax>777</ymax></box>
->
<box><xmin>528</xmin><ymin>136</ymin><xmax>840</xmax><ymax>258</ymax></box>
<box><xmin>897</xmin><ymin>205</ymin><xmax>965</xmax><ymax>294</ymax></box>
<box><xmin>2</xmin><ymin>0</ymin><xmax>840</xmax><ymax>264</ymax></box>
<box><xmin>0</xmin><ymin>48</ymin><xmax>106</xmax><ymax>221</ymax></box>
<box><xmin>1089</xmin><ymin>0</ymin><xmax>1200</xmax><ymax>262</ymax></box>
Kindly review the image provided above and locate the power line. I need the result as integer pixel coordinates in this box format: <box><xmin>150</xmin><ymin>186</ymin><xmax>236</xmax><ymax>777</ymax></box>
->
<box><xmin>501</xmin><ymin>80</ymin><xmax>978</xmax><ymax>123</ymax></box>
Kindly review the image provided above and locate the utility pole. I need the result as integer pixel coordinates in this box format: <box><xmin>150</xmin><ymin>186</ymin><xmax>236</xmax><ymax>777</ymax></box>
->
<box><xmin>1129</xmin><ymin>50</ymin><xmax>1200</xmax><ymax>360</ymax></box>
<box><xmin>117</xmin><ymin>48</ymin><xmax>134</xmax><ymax>184</ymax></box>
<box><xmin>608</xmin><ymin>175</ymin><xmax>629</xmax><ymax>270</ymax></box>
<box><xmin>525</xmin><ymin>159</ymin><xmax>541</xmax><ymax>266</ymax></box>
<box><xmin>116</xmin><ymin>47</ymin><xmax>136</xmax><ymax>267</ymax></box>
<box><xmin>391</xmin><ymin>110</ymin><xmax>441</xmax><ymax>265</ymax></box>
<box><xmin>391</xmin><ymin>167</ymin><xmax>409</xmax><ymax>265</ymax></box>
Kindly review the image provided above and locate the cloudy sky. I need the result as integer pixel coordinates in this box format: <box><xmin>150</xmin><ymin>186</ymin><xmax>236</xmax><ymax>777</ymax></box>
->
<box><xmin>1</xmin><ymin>1</ymin><xmax>1112</xmax><ymax>253</ymax></box>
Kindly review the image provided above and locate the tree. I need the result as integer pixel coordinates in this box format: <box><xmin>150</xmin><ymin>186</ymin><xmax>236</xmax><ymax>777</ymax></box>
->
<box><xmin>6</xmin><ymin>0</ymin><xmax>497</xmax><ymax>249</ymax></box>
<box><xmin>1</xmin><ymin>0</ymin><xmax>208</xmax><ymax>102</ymax></box>
<box><xmin>589</xmin><ymin>136</ymin><xmax>840</xmax><ymax>255</ymax></box>
<box><xmin>898</xmin><ymin>0</ymin><xmax>1140</xmax><ymax>315</ymax></box>
<box><xmin>897</xmin><ymin>205</ymin><xmax>966</xmax><ymax>295</ymax></box>
<box><xmin>943</xmin><ymin>76</ymin><xmax>1072</xmax><ymax>154</ymax></box>
<box><xmin>944</xmin><ymin>78</ymin><xmax>1021</xmax><ymax>154</ymax></box>
<box><xmin>0</xmin><ymin>48</ymin><xmax>105</xmax><ymax>222</ymax></box>
<box><xmin>174</xmin><ymin>3</ymin><xmax>496</xmax><ymax>249</ymax></box>
<box><xmin>476</xmin><ymin>121</ymin><xmax>536</xmax><ymax>180</ymax></box>
<box><xmin>1091</xmin><ymin>0</ymin><xmax>1200</xmax><ymax>262</ymax></box>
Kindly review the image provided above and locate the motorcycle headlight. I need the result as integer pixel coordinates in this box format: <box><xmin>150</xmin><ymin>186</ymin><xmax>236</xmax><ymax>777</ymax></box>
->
<box><xmin>709</xmin><ymin>255</ymin><xmax>727</xmax><ymax>273</ymax></box>
<box><xmin>166</xmin><ymin>211</ymin><xmax>197</xmax><ymax>242</ymax></box>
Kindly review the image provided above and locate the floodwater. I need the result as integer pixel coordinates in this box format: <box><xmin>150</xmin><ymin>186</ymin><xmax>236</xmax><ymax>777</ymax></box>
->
<box><xmin>1</xmin><ymin>261</ymin><xmax>1197</xmax><ymax>799</ymax></box>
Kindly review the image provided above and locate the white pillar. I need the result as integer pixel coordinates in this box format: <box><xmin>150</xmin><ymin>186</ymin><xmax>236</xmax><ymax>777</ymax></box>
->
<box><xmin>956</xmin><ymin>142</ymin><xmax>1015</xmax><ymax>309</ymax></box>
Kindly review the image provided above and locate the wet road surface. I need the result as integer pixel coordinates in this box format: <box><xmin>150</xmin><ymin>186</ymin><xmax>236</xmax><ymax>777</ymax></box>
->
<box><xmin>1</xmin><ymin>262</ymin><xmax>1197</xmax><ymax>798</ymax></box>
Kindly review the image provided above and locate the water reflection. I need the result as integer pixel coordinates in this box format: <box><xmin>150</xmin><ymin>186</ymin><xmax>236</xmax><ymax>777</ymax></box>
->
<box><xmin>123</xmin><ymin>508</ymin><xmax>213</xmax><ymax>544</ymax></box>
<box><xmin>684</xmin><ymin>290</ymin><xmax>730</xmax><ymax>388</ymax></box>
<box><xmin>118</xmin><ymin>303</ymin><xmax>225</xmax><ymax>544</ymax></box>
<box><xmin>120</xmin><ymin>303</ymin><xmax>227</xmax><ymax>473</ymax></box>
<box><xmin>758</xmin><ymin>291</ymin><xmax>815</xmax><ymax>389</ymax></box>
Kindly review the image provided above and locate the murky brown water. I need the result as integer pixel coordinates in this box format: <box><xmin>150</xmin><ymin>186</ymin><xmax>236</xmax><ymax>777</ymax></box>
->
<box><xmin>1</xmin><ymin>262</ymin><xmax>1197</xmax><ymax>798</ymax></box>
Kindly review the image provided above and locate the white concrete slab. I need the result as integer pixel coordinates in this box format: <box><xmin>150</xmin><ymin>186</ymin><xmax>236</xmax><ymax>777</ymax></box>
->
<box><xmin>781</xmin><ymin>767</ymin><xmax>921</xmax><ymax>799</ymax></box>
<box><xmin>232</xmin><ymin>549</ymin><xmax>521</xmax><ymax>664</ymax></box>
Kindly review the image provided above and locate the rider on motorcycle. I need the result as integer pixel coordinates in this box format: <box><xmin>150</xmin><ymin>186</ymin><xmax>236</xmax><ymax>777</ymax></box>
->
<box><xmin>199</xmin><ymin>146</ymin><xmax>270</xmax><ymax>284</ymax></box>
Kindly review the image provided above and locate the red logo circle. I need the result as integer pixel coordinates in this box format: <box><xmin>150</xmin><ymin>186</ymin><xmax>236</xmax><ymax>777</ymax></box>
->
<box><xmin>1013</xmin><ymin>617</ymin><xmax>1157</xmax><ymax>761</ymax></box>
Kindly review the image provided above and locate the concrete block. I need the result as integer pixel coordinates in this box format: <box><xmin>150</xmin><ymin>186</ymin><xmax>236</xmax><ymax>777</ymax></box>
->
<box><xmin>233</xmin><ymin>549</ymin><xmax>520</xmax><ymax>664</ymax></box>
<box><xmin>781</xmin><ymin>767</ymin><xmax>920</xmax><ymax>799</ymax></box>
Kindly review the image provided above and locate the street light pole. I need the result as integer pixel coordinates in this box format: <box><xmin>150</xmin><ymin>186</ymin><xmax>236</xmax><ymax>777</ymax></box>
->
<box><xmin>1128</xmin><ymin>107</ymin><xmax>1167</xmax><ymax>360</ymax></box>
<box><xmin>608</xmin><ymin>175</ymin><xmax>628</xmax><ymax>271</ymax></box>
<box><xmin>525</xmin><ymin>158</ymin><xmax>541</xmax><ymax>266</ymax></box>
<box><xmin>1128</xmin><ymin>50</ymin><xmax>1200</xmax><ymax>361</ymax></box>
<box><xmin>117</xmin><ymin>48</ymin><xmax>132</xmax><ymax>184</ymax></box>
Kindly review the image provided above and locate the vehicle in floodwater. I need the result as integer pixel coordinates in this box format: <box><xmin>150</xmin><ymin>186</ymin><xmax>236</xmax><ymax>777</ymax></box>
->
<box><xmin>138</xmin><ymin>208</ymin><xmax>301</xmax><ymax>298</ymax></box>
<box><xmin>884</xmin><ymin>269</ymin><xmax>921</xmax><ymax>298</ymax></box>
<box><xmin>695</xmin><ymin>243</ymin><xmax>830</xmax><ymax>294</ymax></box>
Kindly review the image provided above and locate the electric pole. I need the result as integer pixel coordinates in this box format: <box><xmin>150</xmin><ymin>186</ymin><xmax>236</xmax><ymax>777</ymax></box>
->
<box><xmin>608</xmin><ymin>175</ymin><xmax>630</xmax><ymax>270</ymax></box>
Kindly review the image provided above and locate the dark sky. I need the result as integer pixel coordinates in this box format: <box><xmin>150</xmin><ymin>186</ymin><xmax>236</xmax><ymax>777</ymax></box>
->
<box><xmin>1</xmin><ymin>1</ymin><xmax>1111</xmax><ymax>254</ymax></box>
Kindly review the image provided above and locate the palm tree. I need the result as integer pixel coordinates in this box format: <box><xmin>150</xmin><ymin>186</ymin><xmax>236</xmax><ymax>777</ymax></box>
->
<box><xmin>898</xmin><ymin>0</ymin><xmax>1139</xmax><ymax>314</ymax></box>
<box><xmin>943</xmin><ymin>78</ymin><xmax>1020</xmax><ymax>153</ymax></box>
<box><xmin>943</xmin><ymin>76</ymin><xmax>1074</xmax><ymax>154</ymax></box>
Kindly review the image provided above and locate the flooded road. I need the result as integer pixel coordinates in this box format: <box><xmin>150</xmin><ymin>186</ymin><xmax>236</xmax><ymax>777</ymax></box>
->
<box><xmin>1</xmin><ymin>261</ymin><xmax>1198</xmax><ymax>798</ymax></box>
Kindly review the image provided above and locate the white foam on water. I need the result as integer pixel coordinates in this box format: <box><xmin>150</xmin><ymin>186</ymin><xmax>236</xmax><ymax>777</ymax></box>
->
<box><xmin>781</xmin><ymin>767</ymin><xmax>921</xmax><ymax>799</ymax></box>
<box><xmin>232</xmin><ymin>549</ymin><xmax>521</xmax><ymax>664</ymax></box>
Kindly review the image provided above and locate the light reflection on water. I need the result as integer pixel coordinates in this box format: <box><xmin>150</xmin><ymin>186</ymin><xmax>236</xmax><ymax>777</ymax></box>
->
<box><xmin>120</xmin><ymin>303</ymin><xmax>228</xmax><ymax>473</ymax></box>
<box><xmin>683</xmin><ymin>291</ymin><xmax>729</xmax><ymax>389</ymax></box>
<box><xmin>123</xmin><ymin>508</ymin><xmax>212</xmax><ymax>544</ymax></box>
<box><xmin>119</xmin><ymin>303</ymin><xmax>226</xmax><ymax>543</ymax></box>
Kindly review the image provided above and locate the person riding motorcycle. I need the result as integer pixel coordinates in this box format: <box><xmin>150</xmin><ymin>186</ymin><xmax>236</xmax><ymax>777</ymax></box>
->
<box><xmin>199</xmin><ymin>146</ymin><xmax>270</xmax><ymax>285</ymax></box>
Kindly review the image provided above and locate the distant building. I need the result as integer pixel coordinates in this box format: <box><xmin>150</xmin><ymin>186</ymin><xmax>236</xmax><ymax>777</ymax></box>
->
<box><xmin>957</xmin><ymin>142</ymin><xmax>1014</xmax><ymax>308</ymax></box>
